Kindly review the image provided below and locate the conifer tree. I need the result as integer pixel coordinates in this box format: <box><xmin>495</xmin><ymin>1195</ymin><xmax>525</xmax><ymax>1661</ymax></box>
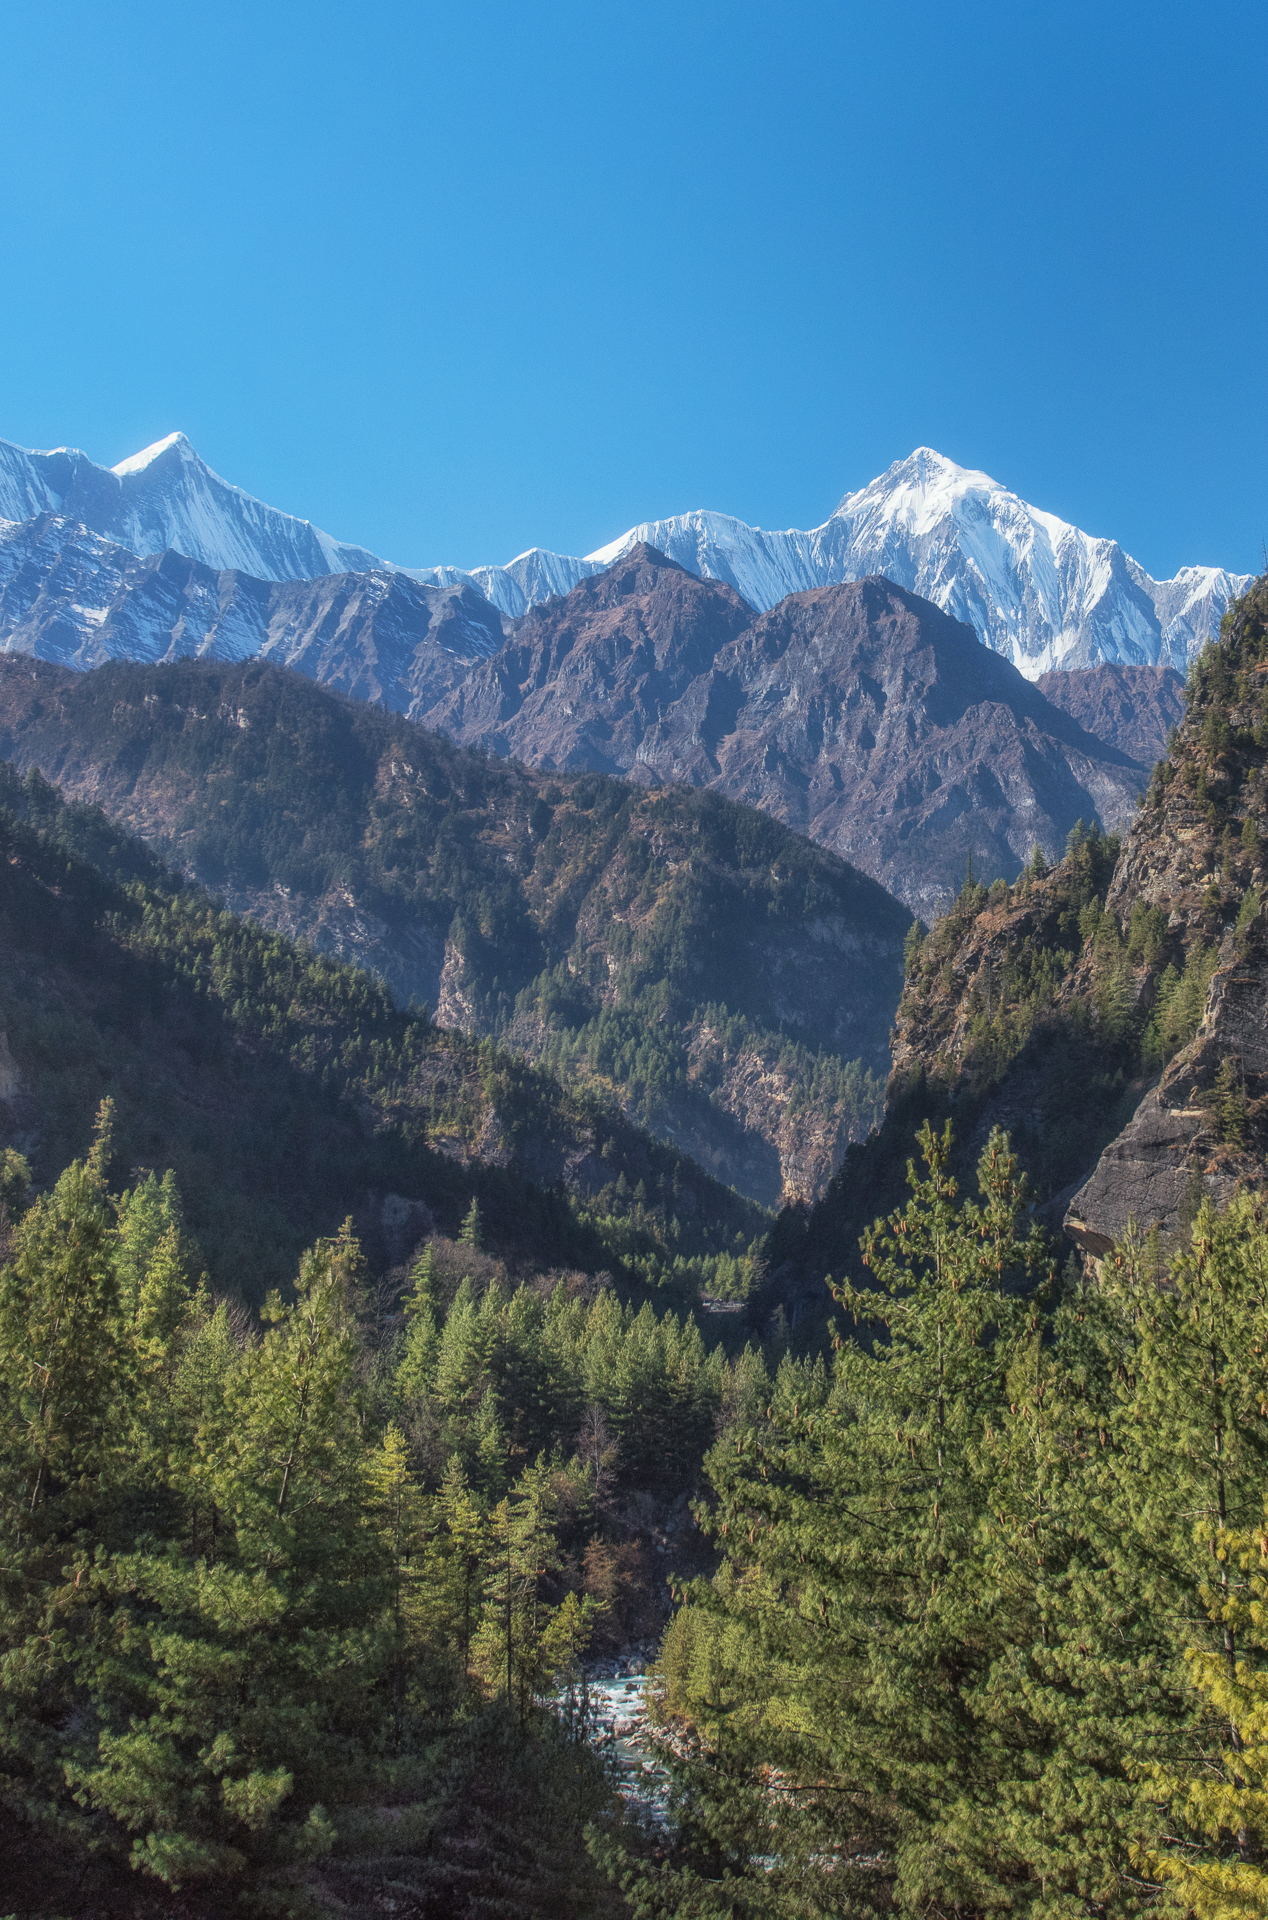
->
<box><xmin>0</xmin><ymin>1106</ymin><xmax>125</xmax><ymax>1845</ymax></box>
<box><xmin>633</xmin><ymin>1124</ymin><xmax>1056</xmax><ymax>1916</ymax></box>
<box><xmin>76</xmin><ymin>1223</ymin><xmax>386</xmax><ymax>1891</ymax></box>
<box><xmin>459</xmin><ymin>1196</ymin><xmax>484</xmax><ymax>1251</ymax></box>
<box><xmin>436</xmin><ymin>1454</ymin><xmax>491</xmax><ymax>1690</ymax></box>
<box><xmin>365</xmin><ymin>1422</ymin><xmax>429</xmax><ymax>1738</ymax></box>
<box><xmin>1140</xmin><ymin>1496</ymin><xmax>1268</xmax><ymax>1916</ymax></box>
<box><xmin>477</xmin><ymin>1459</ymin><xmax>563</xmax><ymax>1724</ymax></box>
<box><xmin>396</xmin><ymin>1242</ymin><xmax>442</xmax><ymax>1400</ymax></box>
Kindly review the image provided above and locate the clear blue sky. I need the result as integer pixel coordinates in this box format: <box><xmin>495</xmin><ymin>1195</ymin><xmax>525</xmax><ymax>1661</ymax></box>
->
<box><xmin>1</xmin><ymin>0</ymin><xmax>1264</xmax><ymax>578</ymax></box>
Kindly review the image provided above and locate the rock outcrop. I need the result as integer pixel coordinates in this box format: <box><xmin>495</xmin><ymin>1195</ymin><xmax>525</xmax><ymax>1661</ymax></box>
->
<box><xmin>1036</xmin><ymin>664</ymin><xmax>1185</xmax><ymax>769</ymax></box>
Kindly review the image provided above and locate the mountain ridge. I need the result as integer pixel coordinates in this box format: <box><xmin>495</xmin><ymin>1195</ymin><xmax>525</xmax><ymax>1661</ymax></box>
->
<box><xmin>417</xmin><ymin>555</ymin><xmax>1152</xmax><ymax>912</ymax></box>
<box><xmin>0</xmin><ymin>511</ymin><xmax>507</xmax><ymax>707</ymax></box>
<box><xmin>0</xmin><ymin>431</ymin><xmax>1248</xmax><ymax>676</ymax></box>
<box><xmin>417</xmin><ymin>447</ymin><xmax>1250</xmax><ymax>676</ymax></box>
<box><xmin>0</xmin><ymin>524</ymin><xmax>1163</xmax><ymax>912</ymax></box>
<box><xmin>0</xmin><ymin>431</ymin><xmax>382</xmax><ymax>581</ymax></box>
<box><xmin>0</xmin><ymin>652</ymin><xmax>910</xmax><ymax>1205</ymax></box>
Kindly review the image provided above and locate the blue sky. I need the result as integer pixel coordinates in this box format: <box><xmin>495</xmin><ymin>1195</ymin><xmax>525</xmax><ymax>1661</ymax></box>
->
<box><xmin>0</xmin><ymin>0</ymin><xmax>1264</xmax><ymax>578</ymax></box>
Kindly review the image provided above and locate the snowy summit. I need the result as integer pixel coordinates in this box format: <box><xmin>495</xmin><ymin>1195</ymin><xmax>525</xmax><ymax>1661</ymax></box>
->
<box><xmin>414</xmin><ymin>447</ymin><xmax>1250</xmax><ymax>676</ymax></box>
<box><xmin>0</xmin><ymin>431</ymin><xmax>1251</xmax><ymax>676</ymax></box>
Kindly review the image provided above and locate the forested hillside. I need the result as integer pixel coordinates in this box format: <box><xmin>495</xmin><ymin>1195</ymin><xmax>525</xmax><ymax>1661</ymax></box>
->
<box><xmin>0</xmin><ymin>760</ymin><xmax>767</xmax><ymax>1307</ymax></box>
<box><xmin>0</xmin><ymin>655</ymin><xmax>910</xmax><ymax>1204</ymax></box>
<box><xmin>618</xmin><ymin>1123</ymin><xmax>1268</xmax><ymax>1916</ymax></box>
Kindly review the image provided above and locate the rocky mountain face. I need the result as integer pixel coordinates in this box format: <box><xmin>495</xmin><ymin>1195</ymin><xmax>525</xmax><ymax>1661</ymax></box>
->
<box><xmin>1066</xmin><ymin>581</ymin><xmax>1268</xmax><ymax>1253</ymax></box>
<box><xmin>1</xmin><ymin>431</ymin><xmax>1248</xmax><ymax>673</ymax></box>
<box><xmin>0</xmin><ymin>655</ymin><xmax>910</xmax><ymax>1207</ymax></box>
<box><xmin>777</xmin><ymin>572</ymin><xmax>1268</xmax><ymax>1307</ymax></box>
<box><xmin>1036</xmin><ymin>663</ymin><xmax>1185</xmax><ymax>767</ymax></box>
<box><xmin>420</xmin><ymin>544</ymin><xmax>753</xmax><ymax>770</ymax></box>
<box><xmin>0</xmin><ymin>512</ymin><xmax>505</xmax><ymax>707</ymax></box>
<box><xmin>423</xmin><ymin>554</ymin><xmax>1150</xmax><ymax>915</ymax></box>
<box><xmin>422</xmin><ymin>448</ymin><xmax>1250</xmax><ymax>675</ymax></box>
<box><xmin>2</xmin><ymin>527</ymin><xmax>1158</xmax><ymax>913</ymax></box>
<box><xmin>638</xmin><ymin>575</ymin><xmax>1151</xmax><ymax>916</ymax></box>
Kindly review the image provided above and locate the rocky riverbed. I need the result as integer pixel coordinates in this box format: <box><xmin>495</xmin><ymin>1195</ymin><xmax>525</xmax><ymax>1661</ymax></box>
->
<box><xmin>558</xmin><ymin>1647</ymin><xmax>672</xmax><ymax>1824</ymax></box>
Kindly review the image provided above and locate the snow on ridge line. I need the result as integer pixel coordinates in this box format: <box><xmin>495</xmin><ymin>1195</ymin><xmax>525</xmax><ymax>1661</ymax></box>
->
<box><xmin>111</xmin><ymin>432</ymin><xmax>188</xmax><ymax>477</ymax></box>
<box><xmin>0</xmin><ymin>429</ymin><xmax>1253</xmax><ymax>675</ymax></box>
<box><xmin>0</xmin><ymin>430</ymin><xmax>387</xmax><ymax>585</ymax></box>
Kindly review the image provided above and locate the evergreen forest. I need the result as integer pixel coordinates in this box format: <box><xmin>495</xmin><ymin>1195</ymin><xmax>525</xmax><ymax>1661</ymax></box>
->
<box><xmin>11</xmin><ymin>1105</ymin><xmax>1268</xmax><ymax>1915</ymax></box>
<box><xmin>0</xmin><ymin>657</ymin><xmax>909</xmax><ymax>1205</ymax></box>
<box><xmin>9</xmin><ymin>583</ymin><xmax>1268</xmax><ymax>1918</ymax></box>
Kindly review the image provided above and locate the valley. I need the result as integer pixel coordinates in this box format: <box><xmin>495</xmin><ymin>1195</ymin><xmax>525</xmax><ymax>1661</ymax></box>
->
<box><xmin>4</xmin><ymin>414</ymin><xmax>1268</xmax><ymax>1919</ymax></box>
<box><xmin>0</xmin><ymin>653</ymin><xmax>908</xmax><ymax>1206</ymax></box>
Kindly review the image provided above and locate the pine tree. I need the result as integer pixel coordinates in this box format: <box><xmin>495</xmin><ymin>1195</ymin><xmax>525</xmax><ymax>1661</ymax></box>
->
<box><xmin>475</xmin><ymin>1459</ymin><xmax>562</xmax><ymax>1725</ymax></box>
<box><xmin>1121</xmin><ymin>1193</ymin><xmax>1268</xmax><ymax>1902</ymax></box>
<box><xmin>1140</xmin><ymin>1498</ymin><xmax>1268</xmax><ymax>1916</ymax></box>
<box><xmin>629</xmin><ymin>1123</ymin><xmax>1057</xmax><ymax>1916</ymax></box>
<box><xmin>459</xmin><ymin>1196</ymin><xmax>484</xmax><ymax>1251</ymax></box>
<box><xmin>397</xmin><ymin>1242</ymin><xmax>442</xmax><ymax>1400</ymax></box>
<box><xmin>436</xmin><ymin>1454</ymin><xmax>490</xmax><ymax>1690</ymax></box>
<box><xmin>0</xmin><ymin>1108</ymin><xmax>127</xmax><ymax>1849</ymax></box>
<box><xmin>75</xmin><ymin>1223</ymin><xmax>387</xmax><ymax>1891</ymax></box>
<box><xmin>365</xmin><ymin>1422</ymin><xmax>429</xmax><ymax>1738</ymax></box>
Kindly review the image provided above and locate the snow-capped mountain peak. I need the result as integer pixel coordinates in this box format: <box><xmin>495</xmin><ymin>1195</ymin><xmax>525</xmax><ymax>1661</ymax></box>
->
<box><xmin>0</xmin><ymin>431</ymin><xmax>386</xmax><ymax>582</ymax></box>
<box><xmin>546</xmin><ymin>449</ymin><xmax>1249</xmax><ymax>676</ymax></box>
<box><xmin>411</xmin><ymin>448</ymin><xmax>1247</xmax><ymax>675</ymax></box>
<box><xmin>0</xmin><ymin>425</ymin><xmax>1252</xmax><ymax>678</ymax></box>
<box><xmin>111</xmin><ymin>431</ymin><xmax>190</xmax><ymax>476</ymax></box>
<box><xmin>837</xmin><ymin>446</ymin><xmax>988</xmax><ymax>526</ymax></box>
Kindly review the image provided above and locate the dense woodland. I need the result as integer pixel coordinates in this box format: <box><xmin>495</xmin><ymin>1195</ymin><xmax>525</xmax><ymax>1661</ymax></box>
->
<box><xmin>7</xmin><ymin>582</ymin><xmax>1268</xmax><ymax>1917</ymax></box>
<box><xmin>9</xmin><ymin>1108</ymin><xmax>1268</xmax><ymax>1916</ymax></box>
<box><xmin>625</xmin><ymin>1124</ymin><xmax>1268</xmax><ymax>1918</ymax></box>
<box><xmin>0</xmin><ymin>759</ymin><xmax>769</xmax><ymax>1310</ymax></box>
<box><xmin>0</xmin><ymin>658</ymin><xmax>908</xmax><ymax>1202</ymax></box>
<box><xmin>0</xmin><ymin>1111</ymin><xmax>774</xmax><ymax>1916</ymax></box>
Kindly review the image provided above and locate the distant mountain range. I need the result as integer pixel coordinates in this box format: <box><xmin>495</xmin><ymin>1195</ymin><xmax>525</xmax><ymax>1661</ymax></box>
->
<box><xmin>0</xmin><ymin>511</ymin><xmax>505</xmax><ymax>711</ymax></box>
<box><xmin>0</xmin><ymin>510</ymin><xmax>1186</xmax><ymax>914</ymax></box>
<box><xmin>0</xmin><ymin>431</ymin><xmax>1250</xmax><ymax>675</ymax></box>
<box><xmin>418</xmin><ymin>547</ymin><xmax>1156</xmax><ymax>912</ymax></box>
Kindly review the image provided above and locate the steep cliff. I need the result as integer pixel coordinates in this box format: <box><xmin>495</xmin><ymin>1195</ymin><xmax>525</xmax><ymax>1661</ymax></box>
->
<box><xmin>1065</xmin><ymin>574</ymin><xmax>1268</xmax><ymax>1251</ymax></box>
<box><xmin>777</xmin><ymin>574</ymin><xmax>1268</xmax><ymax>1307</ymax></box>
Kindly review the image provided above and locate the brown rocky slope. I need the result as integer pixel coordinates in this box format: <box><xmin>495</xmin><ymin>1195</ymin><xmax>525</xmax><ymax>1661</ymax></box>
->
<box><xmin>1036</xmin><ymin>662</ymin><xmax>1185</xmax><ymax>768</ymax></box>
<box><xmin>770</xmin><ymin>573</ymin><xmax>1268</xmax><ymax>1308</ymax></box>
<box><xmin>419</xmin><ymin>553</ymin><xmax>1150</xmax><ymax>916</ymax></box>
